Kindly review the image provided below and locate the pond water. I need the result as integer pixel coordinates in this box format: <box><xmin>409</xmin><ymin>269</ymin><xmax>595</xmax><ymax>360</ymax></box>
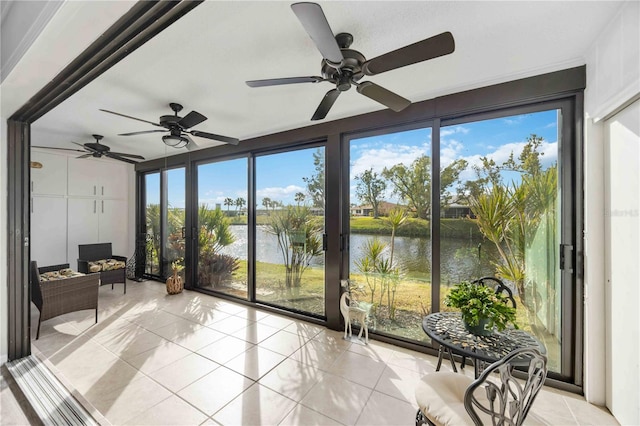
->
<box><xmin>219</xmin><ymin>225</ymin><xmax>498</xmax><ymax>284</ymax></box>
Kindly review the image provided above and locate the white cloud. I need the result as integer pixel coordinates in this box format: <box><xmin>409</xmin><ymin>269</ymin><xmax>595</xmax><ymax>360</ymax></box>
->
<box><xmin>257</xmin><ymin>185</ymin><xmax>305</xmax><ymax>202</ymax></box>
<box><xmin>441</xmin><ymin>126</ymin><xmax>470</xmax><ymax>137</ymax></box>
<box><xmin>350</xmin><ymin>143</ymin><xmax>428</xmax><ymax>179</ymax></box>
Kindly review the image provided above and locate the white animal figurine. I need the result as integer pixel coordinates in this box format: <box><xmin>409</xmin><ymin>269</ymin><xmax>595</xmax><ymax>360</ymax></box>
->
<box><xmin>340</xmin><ymin>292</ymin><xmax>369</xmax><ymax>343</ymax></box>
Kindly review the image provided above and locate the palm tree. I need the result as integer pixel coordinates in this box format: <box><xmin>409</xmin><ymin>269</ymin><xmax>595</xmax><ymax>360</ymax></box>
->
<box><xmin>262</xmin><ymin>197</ymin><xmax>272</xmax><ymax>214</ymax></box>
<box><xmin>295</xmin><ymin>192</ymin><xmax>305</xmax><ymax>205</ymax></box>
<box><xmin>235</xmin><ymin>197</ymin><xmax>246</xmax><ymax>213</ymax></box>
<box><xmin>223</xmin><ymin>197</ymin><xmax>234</xmax><ymax>212</ymax></box>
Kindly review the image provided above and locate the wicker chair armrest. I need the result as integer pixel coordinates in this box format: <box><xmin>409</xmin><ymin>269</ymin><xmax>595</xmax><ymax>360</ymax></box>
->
<box><xmin>77</xmin><ymin>259</ymin><xmax>90</xmax><ymax>274</ymax></box>
<box><xmin>112</xmin><ymin>255</ymin><xmax>127</xmax><ymax>262</ymax></box>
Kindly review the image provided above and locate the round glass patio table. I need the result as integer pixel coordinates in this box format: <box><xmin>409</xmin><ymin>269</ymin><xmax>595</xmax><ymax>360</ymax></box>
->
<box><xmin>422</xmin><ymin>311</ymin><xmax>546</xmax><ymax>378</ymax></box>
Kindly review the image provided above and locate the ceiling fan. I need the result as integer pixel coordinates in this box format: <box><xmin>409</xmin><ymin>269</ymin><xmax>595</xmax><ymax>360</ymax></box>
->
<box><xmin>246</xmin><ymin>2</ymin><xmax>455</xmax><ymax>121</ymax></box>
<box><xmin>100</xmin><ymin>102</ymin><xmax>240</xmax><ymax>149</ymax></box>
<box><xmin>33</xmin><ymin>135</ymin><xmax>145</xmax><ymax>164</ymax></box>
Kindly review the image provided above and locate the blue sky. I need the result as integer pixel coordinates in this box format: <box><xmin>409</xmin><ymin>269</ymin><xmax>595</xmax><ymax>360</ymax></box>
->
<box><xmin>149</xmin><ymin>109</ymin><xmax>559</xmax><ymax>208</ymax></box>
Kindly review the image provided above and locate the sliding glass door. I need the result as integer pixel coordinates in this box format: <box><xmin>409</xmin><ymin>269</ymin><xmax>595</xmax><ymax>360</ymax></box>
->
<box><xmin>440</xmin><ymin>108</ymin><xmax>565</xmax><ymax>374</ymax></box>
<box><xmin>348</xmin><ymin>128</ymin><xmax>433</xmax><ymax>341</ymax></box>
<box><xmin>196</xmin><ymin>158</ymin><xmax>248</xmax><ymax>299</ymax></box>
<box><xmin>142</xmin><ymin>167</ymin><xmax>185</xmax><ymax>280</ymax></box>
<box><xmin>255</xmin><ymin>147</ymin><xmax>326</xmax><ymax>317</ymax></box>
<box><xmin>345</xmin><ymin>104</ymin><xmax>575</xmax><ymax>378</ymax></box>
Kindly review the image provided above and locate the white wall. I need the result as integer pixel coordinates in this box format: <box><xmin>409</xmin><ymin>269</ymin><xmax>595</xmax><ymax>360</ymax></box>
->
<box><xmin>583</xmin><ymin>0</ymin><xmax>640</xmax><ymax>414</ymax></box>
<box><xmin>604</xmin><ymin>99</ymin><xmax>640</xmax><ymax>426</ymax></box>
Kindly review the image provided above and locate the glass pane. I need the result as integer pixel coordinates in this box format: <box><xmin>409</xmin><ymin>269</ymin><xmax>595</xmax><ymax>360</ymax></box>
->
<box><xmin>197</xmin><ymin>159</ymin><xmax>248</xmax><ymax>299</ymax></box>
<box><xmin>164</xmin><ymin>168</ymin><xmax>185</xmax><ymax>281</ymax></box>
<box><xmin>441</xmin><ymin>110</ymin><xmax>561</xmax><ymax>372</ymax></box>
<box><xmin>255</xmin><ymin>148</ymin><xmax>325</xmax><ymax>316</ymax></box>
<box><xmin>145</xmin><ymin>173</ymin><xmax>161</xmax><ymax>276</ymax></box>
<box><xmin>349</xmin><ymin>129</ymin><xmax>432</xmax><ymax>342</ymax></box>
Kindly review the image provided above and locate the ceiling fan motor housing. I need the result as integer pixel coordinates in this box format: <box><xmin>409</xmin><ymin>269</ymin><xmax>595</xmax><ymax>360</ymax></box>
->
<box><xmin>321</xmin><ymin>46</ymin><xmax>366</xmax><ymax>91</ymax></box>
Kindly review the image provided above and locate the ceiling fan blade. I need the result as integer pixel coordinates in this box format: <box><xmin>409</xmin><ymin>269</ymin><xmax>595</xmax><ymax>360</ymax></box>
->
<box><xmin>109</xmin><ymin>151</ymin><xmax>146</xmax><ymax>160</ymax></box>
<box><xmin>188</xmin><ymin>130</ymin><xmax>239</xmax><ymax>145</ymax></box>
<box><xmin>118</xmin><ymin>129</ymin><xmax>167</xmax><ymax>136</ymax></box>
<box><xmin>179</xmin><ymin>111</ymin><xmax>207</xmax><ymax>129</ymax></box>
<box><xmin>76</xmin><ymin>154</ymin><xmax>93</xmax><ymax>159</ymax></box>
<box><xmin>356</xmin><ymin>81</ymin><xmax>411</xmax><ymax>112</ymax></box>
<box><xmin>72</xmin><ymin>141</ymin><xmax>93</xmax><ymax>152</ymax></box>
<box><xmin>362</xmin><ymin>31</ymin><xmax>455</xmax><ymax>76</ymax></box>
<box><xmin>311</xmin><ymin>89</ymin><xmax>340</xmax><ymax>121</ymax></box>
<box><xmin>32</xmin><ymin>145</ymin><xmax>86</xmax><ymax>153</ymax></box>
<box><xmin>246</xmin><ymin>76</ymin><xmax>325</xmax><ymax>87</ymax></box>
<box><xmin>104</xmin><ymin>152</ymin><xmax>138</xmax><ymax>164</ymax></box>
<box><xmin>100</xmin><ymin>109</ymin><xmax>163</xmax><ymax>127</ymax></box>
<box><xmin>184</xmin><ymin>135</ymin><xmax>199</xmax><ymax>151</ymax></box>
<box><xmin>291</xmin><ymin>2</ymin><xmax>344</xmax><ymax>65</ymax></box>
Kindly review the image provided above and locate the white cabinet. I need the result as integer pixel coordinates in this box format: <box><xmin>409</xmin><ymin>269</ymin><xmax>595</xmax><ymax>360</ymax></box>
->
<box><xmin>68</xmin><ymin>159</ymin><xmax>127</xmax><ymax>198</ymax></box>
<box><xmin>67</xmin><ymin>198</ymin><xmax>128</xmax><ymax>265</ymax></box>
<box><xmin>31</xmin><ymin>151</ymin><xmax>67</xmax><ymax>196</ymax></box>
<box><xmin>31</xmin><ymin>196</ymin><xmax>67</xmax><ymax>266</ymax></box>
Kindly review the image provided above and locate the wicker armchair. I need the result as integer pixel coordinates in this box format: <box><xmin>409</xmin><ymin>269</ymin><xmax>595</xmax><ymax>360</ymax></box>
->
<box><xmin>30</xmin><ymin>261</ymin><xmax>100</xmax><ymax>339</ymax></box>
<box><xmin>77</xmin><ymin>243</ymin><xmax>127</xmax><ymax>294</ymax></box>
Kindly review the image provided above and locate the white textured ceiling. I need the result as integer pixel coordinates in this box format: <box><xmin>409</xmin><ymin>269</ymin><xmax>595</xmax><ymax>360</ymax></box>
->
<box><xmin>29</xmin><ymin>1</ymin><xmax>623</xmax><ymax>162</ymax></box>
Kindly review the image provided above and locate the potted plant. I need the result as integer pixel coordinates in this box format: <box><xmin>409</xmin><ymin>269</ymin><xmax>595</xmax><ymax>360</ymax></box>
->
<box><xmin>444</xmin><ymin>281</ymin><xmax>517</xmax><ymax>336</ymax></box>
<box><xmin>166</xmin><ymin>258</ymin><xmax>184</xmax><ymax>295</ymax></box>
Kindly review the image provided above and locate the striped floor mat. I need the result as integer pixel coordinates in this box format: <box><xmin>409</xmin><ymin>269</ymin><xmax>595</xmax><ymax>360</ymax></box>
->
<box><xmin>6</xmin><ymin>356</ymin><xmax>98</xmax><ymax>426</ymax></box>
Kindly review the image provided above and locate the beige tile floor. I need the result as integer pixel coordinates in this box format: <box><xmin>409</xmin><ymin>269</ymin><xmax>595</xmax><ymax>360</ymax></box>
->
<box><xmin>30</xmin><ymin>281</ymin><xmax>618</xmax><ymax>426</ymax></box>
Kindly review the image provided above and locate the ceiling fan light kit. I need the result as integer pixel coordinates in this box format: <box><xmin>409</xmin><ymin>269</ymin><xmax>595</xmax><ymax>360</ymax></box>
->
<box><xmin>162</xmin><ymin>134</ymin><xmax>189</xmax><ymax>148</ymax></box>
<box><xmin>246</xmin><ymin>2</ymin><xmax>455</xmax><ymax>121</ymax></box>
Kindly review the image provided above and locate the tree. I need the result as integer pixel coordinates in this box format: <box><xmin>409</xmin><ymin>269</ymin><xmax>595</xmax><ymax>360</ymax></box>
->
<box><xmin>262</xmin><ymin>197</ymin><xmax>272</xmax><ymax>213</ymax></box>
<box><xmin>294</xmin><ymin>192</ymin><xmax>306</xmax><ymax>205</ymax></box>
<box><xmin>383</xmin><ymin>207</ymin><xmax>408</xmax><ymax>319</ymax></box>
<box><xmin>382</xmin><ymin>155</ymin><xmax>431</xmax><ymax>219</ymax></box>
<box><xmin>440</xmin><ymin>159</ymin><xmax>468</xmax><ymax>209</ymax></box>
<box><xmin>466</xmin><ymin>134</ymin><xmax>556</xmax><ymax>329</ymax></box>
<box><xmin>265</xmin><ymin>205</ymin><xmax>323</xmax><ymax>289</ymax></box>
<box><xmin>234</xmin><ymin>197</ymin><xmax>246</xmax><ymax>212</ymax></box>
<box><xmin>223</xmin><ymin>197</ymin><xmax>234</xmax><ymax>212</ymax></box>
<box><xmin>197</xmin><ymin>205</ymin><xmax>238</xmax><ymax>288</ymax></box>
<box><xmin>355</xmin><ymin>169</ymin><xmax>387</xmax><ymax>218</ymax></box>
<box><xmin>302</xmin><ymin>148</ymin><xmax>325</xmax><ymax>209</ymax></box>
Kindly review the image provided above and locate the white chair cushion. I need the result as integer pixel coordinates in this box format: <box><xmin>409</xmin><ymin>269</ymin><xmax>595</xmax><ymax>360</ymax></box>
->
<box><xmin>415</xmin><ymin>372</ymin><xmax>493</xmax><ymax>426</ymax></box>
<box><xmin>415</xmin><ymin>371</ymin><xmax>549</xmax><ymax>426</ymax></box>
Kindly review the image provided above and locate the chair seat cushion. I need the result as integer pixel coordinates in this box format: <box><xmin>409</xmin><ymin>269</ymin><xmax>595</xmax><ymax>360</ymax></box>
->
<box><xmin>40</xmin><ymin>269</ymin><xmax>85</xmax><ymax>282</ymax></box>
<box><xmin>415</xmin><ymin>372</ymin><xmax>484</xmax><ymax>426</ymax></box>
<box><xmin>415</xmin><ymin>371</ymin><xmax>548</xmax><ymax>426</ymax></box>
<box><xmin>88</xmin><ymin>259</ymin><xmax>126</xmax><ymax>272</ymax></box>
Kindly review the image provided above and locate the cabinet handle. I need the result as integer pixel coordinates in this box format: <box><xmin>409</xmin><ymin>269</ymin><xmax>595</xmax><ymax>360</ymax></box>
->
<box><xmin>102</xmin><ymin>186</ymin><xmax>104</xmax><ymax>196</ymax></box>
<box><xmin>31</xmin><ymin>200</ymin><xmax>34</xmax><ymax>213</ymax></box>
<box><xmin>102</xmin><ymin>200</ymin><xmax>104</xmax><ymax>213</ymax></box>
<box><xmin>94</xmin><ymin>200</ymin><xmax>96</xmax><ymax>213</ymax></box>
<box><xmin>93</xmin><ymin>185</ymin><xmax>96</xmax><ymax>195</ymax></box>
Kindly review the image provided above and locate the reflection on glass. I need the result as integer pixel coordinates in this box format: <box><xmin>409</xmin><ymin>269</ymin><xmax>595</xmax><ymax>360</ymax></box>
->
<box><xmin>164</xmin><ymin>168</ymin><xmax>185</xmax><ymax>281</ymax></box>
<box><xmin>197</xmin><ymin>159</ymin><xmax>247</xmax><ymax>299</ymax></box>
<box><xmin>145</xmin><ymin>173</ymin><xmax>160</xmax><ymax>276</ymax></box>
<box><xmin>349</xmin><ymin>129</ymin><xmax>433</xmax><ymax>342</ymax></box>
<box><xmin>440</xmin><ymin>110</ymin><xmax>561</xmax><ymax>372</ymax></box>
<box><xmin>255</xmin><ymin>148</ymin><xmax>325</xmax><ymax>316</ymax></box>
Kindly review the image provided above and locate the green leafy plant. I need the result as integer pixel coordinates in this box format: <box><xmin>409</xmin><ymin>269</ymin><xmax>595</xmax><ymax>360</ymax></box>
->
<box><xmin>445</xmin><ymin>281</ymin><xmax>517</xmax><ymax>332</ymax></box>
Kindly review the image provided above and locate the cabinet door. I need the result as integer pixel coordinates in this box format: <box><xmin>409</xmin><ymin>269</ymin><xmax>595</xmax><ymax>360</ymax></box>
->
<box><xmin>31</xmin><ymin>151</ymin><xmax>67</xmax><ymax>196</ymax></box>
<box><xmin>99</xmin><ymin>199</ymin><xmax>128</xmax><ymax>257</ymax></box>
<box><xmin>98</xmin><ymin>162</ymin><xmax>128</xmax><ymax>199</ymax></box>
<box><xmin>31</xmin><ymin>196</ymin><xmax>67</xmax><ymax>265</ymax></box>
<box><xmin>67</xmin><ymin>198</ymin><xmax>100</xmax><ymax>265</ymax></box>
<box><xmin>68</xmin><ymin>158</ymin><xmax>100</xmax><ymax>197</ymax></box>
